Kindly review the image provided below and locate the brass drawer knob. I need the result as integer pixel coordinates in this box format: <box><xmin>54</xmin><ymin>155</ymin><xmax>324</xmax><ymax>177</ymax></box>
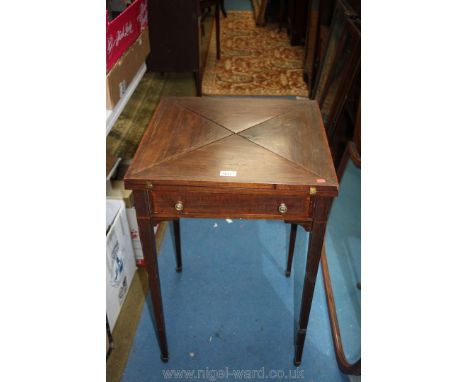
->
<box><xmin>278</xmin><ymin>203</ymin><xmax>288</xmax><ymax>214</ymax></box>
<box><xmin>175</xmin><ymin>201</ymin><xmax>184</xmax><ymax>211</ymax></box>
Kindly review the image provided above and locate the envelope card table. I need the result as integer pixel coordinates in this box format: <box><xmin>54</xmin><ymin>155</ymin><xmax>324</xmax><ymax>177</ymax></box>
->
<box><xmin>124</xmin><ymin>97</ymin><xmax>338</xmax><ymax>365</ymax></box>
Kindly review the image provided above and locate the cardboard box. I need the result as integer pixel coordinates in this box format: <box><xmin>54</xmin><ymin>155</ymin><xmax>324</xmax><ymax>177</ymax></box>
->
<box><xmin>129</xmin><ymin>213</ymin><xmax>160</xmax><ymax>266</ymax></box>
<box><xmin>106</xmin><ymin>0</ymin><xmax>148</xmax><ymax>72</ymax></box>
<box><xmin>106</xmin><ymin>180</ymin><xmax>133</xmax><ymax>208</ymax></box>
<box><xmin>106</xmin><ymin>180</ymin><xmax>160</xmax><ymax>264</ymax></box>
<box><xmin>126</xmin><ymin>206</ymin><xmax>144</xmax><ymax>263</ymax></box>
<box><xmin>106</xmin><ymin>28</ymin><xmax>150</xmax><ymax>109</ymax></box>
<box><xmin>106</xmin><ymin>199</ymin><xmax>137</xmax><ymax>331</ymax></box>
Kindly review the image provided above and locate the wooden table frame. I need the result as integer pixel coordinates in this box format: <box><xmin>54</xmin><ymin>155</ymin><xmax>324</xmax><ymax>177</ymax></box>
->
<box><xmin>132</xmin><ymin>190</ymin><xmax>334</xmax><ymax>365</ymax></box>
<box><xmin>125</xmin><ymin>97</ymin><xmax>338</xmax><ymax>365</ymax></box>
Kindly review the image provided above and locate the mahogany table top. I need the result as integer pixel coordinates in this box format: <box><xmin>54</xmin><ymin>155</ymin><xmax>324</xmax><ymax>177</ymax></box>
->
<box><xmin>125</xmin><ymin>97</ymin><xmax>338</xmax><ymax>194</ymax></box>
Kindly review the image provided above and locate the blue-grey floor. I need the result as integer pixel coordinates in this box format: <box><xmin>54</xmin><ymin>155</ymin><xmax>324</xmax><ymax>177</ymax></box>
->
<box><xmin>121</xmin><ymin>162</ymin><xmax>360</xmax><ymax>382</ymax></box>
<box><xmin>224</xmin><ymin>0</ymin><xmax>252</xmax><ymax>11</ymax></box>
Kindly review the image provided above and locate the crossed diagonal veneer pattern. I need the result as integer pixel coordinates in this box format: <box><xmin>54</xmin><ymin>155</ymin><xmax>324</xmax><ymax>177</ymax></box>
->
<box><xmin>127</xmin><ymin>97</ymin><xmax>337</xmax><ymax>188</ymax></box>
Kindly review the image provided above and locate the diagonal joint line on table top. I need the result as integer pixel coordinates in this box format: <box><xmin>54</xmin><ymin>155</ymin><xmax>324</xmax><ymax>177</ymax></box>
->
<box><xmin>177</xmin><ymin>100</ymin><xmax>293</xmax><ymax>134</ymax></box>
<box><xmin>176</xmin><ymin>101</ymin><xmax>237</xmax><ymax>135</ymax></box>
<box><xmin>236</xmin><ymin>134</ymin><xmax>326</xmax><ymax>181</ymax></box>
<box><xmin>129</xmin><ymin>133</ymin><xmax>233</xmax><ymax>177</ymax></box>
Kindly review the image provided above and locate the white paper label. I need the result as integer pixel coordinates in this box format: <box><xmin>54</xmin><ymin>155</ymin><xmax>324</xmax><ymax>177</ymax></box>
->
<box><xmin>220</xmin><ymin>170</ymin><xmax>237</xmax><ymax>177</ymax></box>
<box><xmin>119</xmin><ymin>80</ymin><xmax>127</xmax><ymax>97</ymax></box>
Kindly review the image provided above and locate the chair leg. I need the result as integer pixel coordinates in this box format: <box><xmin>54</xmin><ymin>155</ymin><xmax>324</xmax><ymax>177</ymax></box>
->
<box><xmin>278</xmin><ymin>0</ymin><xmax>285</xmax><ymax>32</ymax></box>
<box><xmin>220</xmin><ymin>0</ymin><xmax>227</xmax><ymax>17</ymax></box>
<box><xmin>285</xmin><ymin>223</ymin><xmax>297</xmax><ymax>277</ymax></box>
<box><xmin>173</xmin><ymin>220</ymin><xmax>182</xmax><ymax>273</ymax></box>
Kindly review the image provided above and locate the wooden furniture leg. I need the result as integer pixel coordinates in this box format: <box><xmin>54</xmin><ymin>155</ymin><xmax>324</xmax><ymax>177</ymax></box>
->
<box><xmin>278</xmin><ymin>0</ymin><xmax>285</xmax><ymax>32</ymax></box>
<box><xmin>220</xmin><ymin>0</ymin><xmax>227</xmax><ymax>17</ymax></box>
<box><xmin>285</xmin><ymin>223</ymin><xmax>297</xmax><ymax>277</ymax></box>
<box><xmin>136</xmin><ymin>217</ymin><xmax>169</xmax><ymax>362</ymax></box>
<box><xmin>215</xmin><ymin>0</ymin><xmax>221</xmax><ymax>59</ymax></box>
<box><xmin>200</xmin><ymin>0</ymin><xmax>221</xmax><ymax>58</ymax></box>
<box><xmin>173</xmin><ymin>219</ymin><xmax>182</xmax><ymax>272</ymax></box>
<box><xmin>294</xmin><ymin>198</ymin><xmax>332</xmax><ymax>366</ymax></box>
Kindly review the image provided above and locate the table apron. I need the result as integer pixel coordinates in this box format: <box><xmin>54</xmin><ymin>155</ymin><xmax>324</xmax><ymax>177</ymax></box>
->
<box><xmin>149</xmin><ymin>189</ymin><xmax>313</xmax><ymax>220</ymax></box>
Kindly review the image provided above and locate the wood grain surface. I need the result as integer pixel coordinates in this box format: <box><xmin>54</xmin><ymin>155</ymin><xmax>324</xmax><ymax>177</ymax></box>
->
<box><xmin>124</xmin><ymin>96</ymin><xmax>339</xmax><ymax>365</ymax></box>
<box><xmin>125</xmin><ymin>97</ymin><xmax>338</xmax><ymax>193</ymax></box>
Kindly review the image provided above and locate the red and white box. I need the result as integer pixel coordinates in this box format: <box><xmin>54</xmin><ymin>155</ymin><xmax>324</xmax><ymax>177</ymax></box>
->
<box><xmin>126</xmin><ymin>207</ymin><xmax>159</xmax><ymax>266</ymax></box>
<box><xmin>106</xmin><ymin>28</ymin><xmax>150</xmax><ymax>109</ymax></box>
<box><xmin>106</xmin><ymin>199</ymin><xmax>137</xmax><ymax>331</ymax></box>
<box><xmin>106</xmin><ymin>0</ymin><xmax>148</xmax><ymax>73</ymax></box>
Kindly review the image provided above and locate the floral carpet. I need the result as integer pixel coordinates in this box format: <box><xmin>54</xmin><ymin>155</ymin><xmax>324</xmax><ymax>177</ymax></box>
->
<box><xmin>202</xmin><ymin>11</ymin><xmax>309</xmax><ymax>96</ymax></box>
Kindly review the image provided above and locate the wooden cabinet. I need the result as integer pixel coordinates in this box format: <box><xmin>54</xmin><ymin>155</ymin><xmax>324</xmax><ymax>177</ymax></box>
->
<box><xmin>288</xmin><ymin>0</ymin><xmax>309</xmax><ymax>45</ymax></box>
<box><xmin>312</xmin><ymin>0</ymin><xmax>360</xmax><ymax>166</ymax></box>
<box><xmin>303</xmin><ymin>0</ymin><xmax>360</xmax><ymax>97</ymax></box>
<box><xmin>303</xmin><ymin>0</ymin><xmax>335</xmax><ymax>97</ymax></box>
<box><xmin>146</xmin><ymin>0</ymin><xmax>203</xmax><ymax>94</ymax></box>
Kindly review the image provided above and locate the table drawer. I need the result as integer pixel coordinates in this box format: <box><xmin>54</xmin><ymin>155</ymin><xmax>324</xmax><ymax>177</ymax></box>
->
<box><xmin>150</xmin><ymin>189</ymin><xmax>310</xmax><ymax>218</ymax></box>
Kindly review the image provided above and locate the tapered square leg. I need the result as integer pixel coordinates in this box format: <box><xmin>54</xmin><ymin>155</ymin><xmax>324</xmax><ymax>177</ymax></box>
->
<box><xmin>137</xmin><ymin>217</ymin><xmax>169</xmax><ymax>362</ymax></box>
<box><xmin>285</xmin><ymin>223</ymin><xmax>297</xmax><ymax>277</ymax></box>
<box><xmin>173</xmin><ymin>219</ymin><xmax>182</xmax><ymax>272</ymax></box>
<box><xmin>294</xmin><ymin>198</ymin><xmax>333</xmax><ymax>366</ymax></box>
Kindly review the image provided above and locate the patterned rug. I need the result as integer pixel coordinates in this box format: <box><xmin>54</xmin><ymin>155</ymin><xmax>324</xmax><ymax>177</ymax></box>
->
<box><xmin>202</xmin><ymin>11</ymin><xmax>308</xmax><ymax>96</ymax></box>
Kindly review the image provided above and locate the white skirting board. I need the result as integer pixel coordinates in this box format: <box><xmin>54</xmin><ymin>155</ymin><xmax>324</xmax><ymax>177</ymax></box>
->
<box><xmin>106</xmin><ymin>63</ymin><xmax>147</xmax><ymax>136</ymax></box>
